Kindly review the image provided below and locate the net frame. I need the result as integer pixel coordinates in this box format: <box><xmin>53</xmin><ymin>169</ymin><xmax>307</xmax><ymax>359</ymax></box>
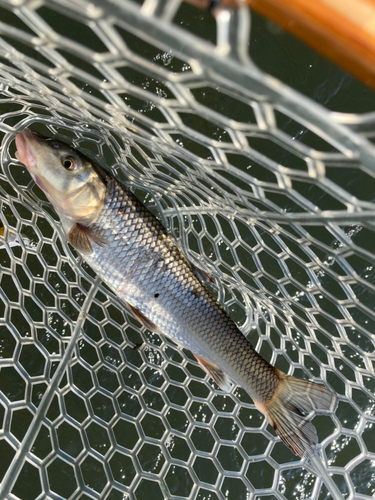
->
<box><xmin>0</xmin><ymin>1</ymin><xmax>374</xmax><ymax>499</ymax></box>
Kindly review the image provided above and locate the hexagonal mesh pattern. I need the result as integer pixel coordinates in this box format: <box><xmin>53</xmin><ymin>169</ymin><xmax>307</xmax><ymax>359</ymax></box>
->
<box><xmin>0</xmin><ymin>0</ymin><xmax>374</xmax><ymax>499</ymax></box>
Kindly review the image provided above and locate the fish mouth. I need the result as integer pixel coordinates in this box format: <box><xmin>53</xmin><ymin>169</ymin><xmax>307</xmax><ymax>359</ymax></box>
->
<box><xmin>15</xmin><ymin>129</ymin><xmax>48</xmax><ymax>193</ymax></box>
<box><xmin>15</xmin><ymin>129</ymin><xmax>37</xmax><ymax>169</ymax></box>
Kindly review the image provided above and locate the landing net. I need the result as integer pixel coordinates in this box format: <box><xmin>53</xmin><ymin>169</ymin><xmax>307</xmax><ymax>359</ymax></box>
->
<box><xmin>0</xmin><ymin>1</ymin><xmax>374</xmax><ymax>499</ymax></box>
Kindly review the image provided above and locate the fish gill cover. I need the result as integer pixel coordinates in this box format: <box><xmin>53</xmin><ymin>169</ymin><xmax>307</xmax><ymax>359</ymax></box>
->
<box><xmin>0</xmin><ymin>1</ymin><xmax>374</xmax><ymax>499</ymax></box>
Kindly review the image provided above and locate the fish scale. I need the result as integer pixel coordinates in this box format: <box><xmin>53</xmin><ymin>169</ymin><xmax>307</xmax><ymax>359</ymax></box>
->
<box><xmin>86</xmin><ymin>176</ymin><xmax>279</xmax><ymax>401</ymax></box>
<box><xmin>15</xmin><ymin>128</ymin><xmax>338</xmax><ymax>457</ymax></box>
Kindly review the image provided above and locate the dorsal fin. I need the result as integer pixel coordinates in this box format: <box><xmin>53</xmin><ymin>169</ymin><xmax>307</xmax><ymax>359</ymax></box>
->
<box><xmin>191</xmin><ymin>263</ymin><xmax>214</xmax><ymax>283</ymax></box>
<box><xmin>194</xmin><ymin>354</ymin><xmax>231</xmax><ymax>391</ymax></box>
<box><xmin>67</xmin><ymin>223</ymin><xmax>107</xmax><ymax>253</ymax></box>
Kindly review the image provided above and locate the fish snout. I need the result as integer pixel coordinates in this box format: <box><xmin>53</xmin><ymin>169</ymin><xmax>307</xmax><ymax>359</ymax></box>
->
<box><xmin>15</xmin><ymin>129</ymin><xmax>40</xmax><ymax>170</ymax></box>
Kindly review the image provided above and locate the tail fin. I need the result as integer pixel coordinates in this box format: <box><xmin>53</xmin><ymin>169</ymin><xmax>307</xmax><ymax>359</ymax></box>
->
<box><xmin>255</xmin><ymin>372</ymin><xmax>338</xmax><ymax>458</ymax></box>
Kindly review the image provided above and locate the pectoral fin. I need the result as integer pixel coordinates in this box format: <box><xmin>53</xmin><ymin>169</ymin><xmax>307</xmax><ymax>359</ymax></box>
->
<box><xmin>67</xmin><ymin>223</ymin><xmax>107</xmax><ymax>253</ymax></box>
<box><xmin>194</xmin><ymin>354</ymin><xmax>230</xmax><ymax>391</ymax></box>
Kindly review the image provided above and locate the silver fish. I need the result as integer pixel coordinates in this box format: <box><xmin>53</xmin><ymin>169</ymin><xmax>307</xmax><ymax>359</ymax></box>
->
<box><xmin>15</xmin><ymin>128</ymin><xmax>338</xmax><ymax>457</ymax></box>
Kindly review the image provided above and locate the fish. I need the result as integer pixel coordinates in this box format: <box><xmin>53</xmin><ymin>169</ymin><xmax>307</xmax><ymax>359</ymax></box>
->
<box><xmin>15</xmin><ymin>128</ymin><xmax>338</xmax><ymax>457</ymax></box>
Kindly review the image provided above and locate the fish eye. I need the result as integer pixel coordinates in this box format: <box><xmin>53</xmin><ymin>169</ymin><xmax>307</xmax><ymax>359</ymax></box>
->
<box><xmin>62</xmin><ymin>156</ymin><xmax>77</xmax><ymax>170</ymax></box>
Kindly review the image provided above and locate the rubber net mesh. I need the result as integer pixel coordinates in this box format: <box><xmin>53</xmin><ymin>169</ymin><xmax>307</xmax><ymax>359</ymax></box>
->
<box><xmin>0</xmin><ymin>0</ymin><xmax>374</xmax><ymax>499</ymax></box>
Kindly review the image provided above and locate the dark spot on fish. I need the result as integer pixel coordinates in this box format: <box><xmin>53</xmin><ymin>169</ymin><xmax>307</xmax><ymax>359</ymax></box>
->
<box><xmin>154</xmin><ymin>293</ymin><xmax>159</xmax><ymax>298</ymax></box>
<box><xmin>192</xmin><ymin>288</ymin><xmax>201</xmax><ymax>298</ymax></box>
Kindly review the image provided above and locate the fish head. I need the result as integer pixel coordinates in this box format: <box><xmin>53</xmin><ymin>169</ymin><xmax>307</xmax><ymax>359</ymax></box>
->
<box><xmin>15</xmin><ymin>129</ymin><xmax>106</xmax><ymax>221</ymax></box>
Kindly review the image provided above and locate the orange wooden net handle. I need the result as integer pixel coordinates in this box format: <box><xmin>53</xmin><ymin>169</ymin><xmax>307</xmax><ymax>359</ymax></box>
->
<box><xmin>185</xmin><ymin>0</ymin><xmax>375</xmax><ymax>91</ymax></box>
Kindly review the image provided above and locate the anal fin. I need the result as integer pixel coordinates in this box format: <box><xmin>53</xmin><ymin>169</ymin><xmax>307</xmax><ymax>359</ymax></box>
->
<box><xmin>126</xmin><ymin>303</ymin><xmax>159</xmax><ymax>332</ymax></box>
<box><xmin>67</xmin><ymin>223</ymin><xmax>107</xmax><ymax>253</ymax></box>
<box><xmin>194</xmin><ymin>354</ymin><xmax>230</xmax><ymax>391</ymax></box>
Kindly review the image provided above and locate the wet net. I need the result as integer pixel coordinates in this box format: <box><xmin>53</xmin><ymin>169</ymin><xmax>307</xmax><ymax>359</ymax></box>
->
<box><xmin>0</xmin><ymin>0</ymin><xmax>374</xmax><ymax>499</ymax></box>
